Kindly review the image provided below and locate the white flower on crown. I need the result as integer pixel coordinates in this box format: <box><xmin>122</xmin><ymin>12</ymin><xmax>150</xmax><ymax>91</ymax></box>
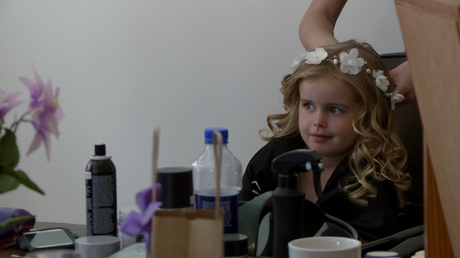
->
<box><xmin>305</xmin><ymin>47</ymin><xmax>328</xmax><ymax>65</ymax></box>
<box><xmin>291</xmin><ymin>53</ymin><xmax>308</xmax><ymax>70</ymax></box>
<box><xmin>387</xmin><ymin>90</ymin><xmax>405</xmax><ymax>111</ymax></box>
<box><xmin>373</xmin><ymin>70</ymin><xmax>390</xmax><ymax>92</ymax></box>
<box><xmin>339</xmin><ymin>48</ymin><xmax>366</xmax><ymax>75</ymax></box>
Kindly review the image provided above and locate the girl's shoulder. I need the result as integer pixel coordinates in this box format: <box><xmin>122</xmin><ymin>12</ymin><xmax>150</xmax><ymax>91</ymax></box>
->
<box><xmin>253</xmin><ymin>134</ymin><xmax>305</xmax><ymax>161</ymax></box>
<box><xmin>245</xmin><ymin>133</ymin><xmax>305</xmax><ymax>179</ymax></box>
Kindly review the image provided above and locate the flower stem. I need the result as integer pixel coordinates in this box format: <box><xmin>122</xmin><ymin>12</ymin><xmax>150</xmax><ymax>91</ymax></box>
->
<box><xmin>10</xmin><ymin>111</ymin><xmax>31</xmax><ymax>133</ymax></box>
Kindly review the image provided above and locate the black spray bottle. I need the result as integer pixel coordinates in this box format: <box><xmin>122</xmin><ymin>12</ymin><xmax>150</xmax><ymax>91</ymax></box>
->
<box><xmin>85</xmin><ymin>144</ymin><xmax>117</xmax><ymax>236</ymax></box>
<box><xmin>271</xmin><ymin>149</ymin><xmax>323</xmax><ymax>258</ymax></box>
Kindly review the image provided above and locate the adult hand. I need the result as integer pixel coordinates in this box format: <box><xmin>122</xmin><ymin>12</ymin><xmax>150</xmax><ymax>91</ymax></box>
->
<box><xmin>390</xmin><ymin>60</ymin><xmax>415</xmax><ymax>109</ymax></box>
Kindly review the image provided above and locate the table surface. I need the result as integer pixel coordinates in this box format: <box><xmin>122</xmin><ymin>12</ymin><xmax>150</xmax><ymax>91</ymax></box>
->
<box><xmin>0</xmin><ymin>222</ymin><xmax>86</xmax><ymax>258</ymax></box>
<box><xmin>1</xmin><ymin>222</ymin><xmax>266</xmax><ymax>258</ymax></box>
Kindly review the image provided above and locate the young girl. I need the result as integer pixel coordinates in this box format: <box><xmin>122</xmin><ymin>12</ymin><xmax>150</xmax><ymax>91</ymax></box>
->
<box><xmin>241</xmin><ymin>40</ymin><xmax>412</xmax><ymax>241</ymax></box>
<box><xmin>299</xmin><ymin>0</ymin><xmax>415</xmax><ymax>107</ymax></box>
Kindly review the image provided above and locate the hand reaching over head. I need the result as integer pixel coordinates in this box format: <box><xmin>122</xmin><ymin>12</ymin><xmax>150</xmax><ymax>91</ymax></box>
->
<box><xmin>390</xmin><ymin>61</ymin><xmax>415</xmax><ymax>109</ymax></box>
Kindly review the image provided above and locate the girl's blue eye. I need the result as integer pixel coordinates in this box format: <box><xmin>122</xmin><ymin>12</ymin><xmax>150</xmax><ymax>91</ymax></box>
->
<box><xmin>330</xmin><ymin>107</ymin><xmax>343</xmax><ymax>114</ymax></box>
<box><xmin>305</xmin><ymin>103</ymin><xmax>315</xmax><ymax>110</ymax></box>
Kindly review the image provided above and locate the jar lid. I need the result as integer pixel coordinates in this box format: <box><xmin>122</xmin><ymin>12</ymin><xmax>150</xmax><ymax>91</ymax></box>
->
<box><xmin>157</xmin><ymin>167</ymin><xmax>194</xmax><ymax>209</ymax></box>
<box><xmin>75</xmin><ymin>236</ymin><xmax>120</xmax><ymax>258</ymax></box>
<box><xmin>224</xmin><ymin>233</ymin><xmax>248</xmax><ymax>256</ymax></box>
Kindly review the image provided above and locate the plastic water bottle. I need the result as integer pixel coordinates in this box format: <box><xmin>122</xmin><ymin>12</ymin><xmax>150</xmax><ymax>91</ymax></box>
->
<box><xmin>192</xmin><ymin>127</ymin><xmax>242</xmax><ymax>234</ymax></box>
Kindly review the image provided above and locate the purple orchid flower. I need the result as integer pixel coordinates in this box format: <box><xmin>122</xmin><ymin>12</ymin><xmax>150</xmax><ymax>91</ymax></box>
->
<box><xmin>19</xmin><ymin>64</ymin><xmax>45</xmax><ymax>110</ymax></box>
<box><xmin>0</xmin><ymin>88</ymin><xmax>28</xmax><ymax>119</ymax></box>
<box><xmin>120</xmin><ymin>183</ymin><xmax>162</xmax><ymax>258</ymax></box>
<box><xmin>19</xmin><ymin>64</ymin><xmax>64</xmax><ymax>161</ymax></box>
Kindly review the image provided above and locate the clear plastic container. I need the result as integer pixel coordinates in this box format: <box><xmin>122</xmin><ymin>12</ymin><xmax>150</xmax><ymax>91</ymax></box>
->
<box><xmin>192</xmin><ymin>127</ymin><xmax>242</xmax><ymax>233</ymax></box>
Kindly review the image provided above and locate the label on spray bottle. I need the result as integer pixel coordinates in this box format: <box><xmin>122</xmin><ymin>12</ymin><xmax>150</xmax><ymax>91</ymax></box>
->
<box><xmin>85</xmin><ymin>144</ymin><xmax>117</xmax><ymax>236</ymax></box>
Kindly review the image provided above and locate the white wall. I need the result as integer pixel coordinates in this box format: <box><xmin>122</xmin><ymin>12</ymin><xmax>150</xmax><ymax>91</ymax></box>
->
<box><xmin>0</xmin><ymin>1</ymin><xmax>404</xmax><ymax>224</ymax></box>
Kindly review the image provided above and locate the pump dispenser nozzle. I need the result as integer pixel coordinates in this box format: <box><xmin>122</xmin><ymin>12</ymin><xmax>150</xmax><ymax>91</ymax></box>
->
<box><xmin>271</xmin><ymin>149</ymin><xmax>323</xmax><ymax>189</ymax></box>
<box><xmin>94</xmin><ymin>144</ymin><xmax>106</xmax><ymax>156</ymax></box>
<box><xmin>271</xmin><ymin>149</ymin><xmax>323</xmax><ymax>258</ymax></box>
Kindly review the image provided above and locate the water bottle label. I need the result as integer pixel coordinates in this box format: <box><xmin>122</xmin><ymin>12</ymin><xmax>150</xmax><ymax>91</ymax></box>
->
<box><xmin>195</xmin><ymin>189</ymin><xmax>239</xmax><ymax>234</ymax></box>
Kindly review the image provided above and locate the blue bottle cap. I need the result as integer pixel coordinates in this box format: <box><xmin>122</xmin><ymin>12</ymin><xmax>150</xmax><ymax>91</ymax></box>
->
<box><xmin>204</xmin><ymin>127</ymin><xmax>228</xmax><ymax>144</ymax></box>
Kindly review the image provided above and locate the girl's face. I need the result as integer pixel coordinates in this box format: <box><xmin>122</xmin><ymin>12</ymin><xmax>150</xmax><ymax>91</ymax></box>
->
<box><xmin>298</xmin><ymin>77</ymin><xmax>360</xmax><ymax>161</ymax></box>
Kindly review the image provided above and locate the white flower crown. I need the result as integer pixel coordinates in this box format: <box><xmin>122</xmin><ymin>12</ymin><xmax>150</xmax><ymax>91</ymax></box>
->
<box><xmin>291</xmin><ymin>47</ymin><xmax>404</xmax><ymax>110</ymax></box>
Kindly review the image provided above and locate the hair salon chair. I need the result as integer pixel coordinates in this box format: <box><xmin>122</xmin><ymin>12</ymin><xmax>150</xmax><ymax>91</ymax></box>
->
<box><xmin>238</xmin><ymin>53</ymin><xmax>424</xmax><ymax>258</ymax></box>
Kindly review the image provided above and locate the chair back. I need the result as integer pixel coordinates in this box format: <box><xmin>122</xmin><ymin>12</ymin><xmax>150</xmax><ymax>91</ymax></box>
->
<box><xmin>381</xmin><ymin>53</ymin><xmax>424</xmax><ymax>228</ymax></box>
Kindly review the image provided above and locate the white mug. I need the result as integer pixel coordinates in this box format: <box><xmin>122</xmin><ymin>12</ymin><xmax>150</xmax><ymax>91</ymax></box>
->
<box><xmin>288</xmin><ymin>236</ymin><xmax>361</xmax><ymax>258</ymax></box>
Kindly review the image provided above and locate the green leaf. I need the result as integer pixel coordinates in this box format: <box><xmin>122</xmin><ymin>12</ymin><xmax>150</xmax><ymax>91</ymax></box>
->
<box><xmin>0</xmin><ymin>129</ymin><xmax>20</xmax><ymax>168</ymax></box>
<box><xmin>0</xmin><ymin>169</ymin><xmax>20</xmax><ymax>194</ymax></box>
<box><xmin>13</xmin><ymin>169</ymin><xmax>45</xmax><ymax>195</ymax></box>
<box><xmin>0</xmin><ymin>215</ymin><xmax>35</xmax><ymax>231</ymax></box>
<box><xmin>0</xmin><ymin>166</ymin><xmax>45</xmax><ymax>195</ymax></box>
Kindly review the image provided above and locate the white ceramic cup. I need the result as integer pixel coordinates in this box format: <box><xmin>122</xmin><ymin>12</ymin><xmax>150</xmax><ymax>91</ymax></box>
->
<box><xmin>288</xmin><ymin>236</ymin><xmax>361</xmax><ymax>258</ymax></box>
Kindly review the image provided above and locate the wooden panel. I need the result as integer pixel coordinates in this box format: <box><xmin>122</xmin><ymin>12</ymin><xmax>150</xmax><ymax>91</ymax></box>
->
<box><xmin>396</xmin><ymin>0</ymin><xmax>460</xmax><ymax>18</ymax></box>
<box><xmin>424</xmin><ymin>144</ymin><xmax>454</xmax><ymax>258</ymax></box>
<box><xmin>395</xmin><ymin>0</ymin><xmax>460</xmax><ymax>257</ymax></box>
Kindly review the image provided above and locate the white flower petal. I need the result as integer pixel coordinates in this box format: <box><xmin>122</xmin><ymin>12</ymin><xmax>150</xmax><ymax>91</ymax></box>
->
<box><xmin>315</xmin><ymin>48</ymin><xmax>328</xmax><ymax>60</ymax></box>
<box><xmin>290</xmin><ymin>53</ymin><xmax>307</xmax><ymax>70</ymax></box>
<box><xmin>379</xmin><ymin>79</ymin><xmax>390</xmax><ymax>92</ymax></box>
<box><xmin>355</xmin><ymin>58</ymin><xmax>365</xmax><ymax>67</ymax></box>
<box><xmin>349</xmin><ymin>66</ymin><xmax>360</xmax><ymax>75</ymax></box>
<box><xmin>390</xmin><ymin>91</ymin><xmax>405</xmax><ymax>110</ymax></box>
<box><xmin>340</xmin><ymin>63</ymin><xmax>348</xmax><ymax>73</ymax></box>
<box><xmin>291</xmin><ymin>57</ymin><xmax>302</xmax><ymax>70</ymax></box>
<box><xmin>305</xmin><ymin>48</ymin><xmax>328</xmax><ymax>65</ymax></box>
<box><xmin>346</xmin><ymin>58</ymin><xmax>355</xmax><ymax>66</ymax></box>
<box><xmin>349</xmin><ymin>48</ymin><xmax>359</xmax><ymax>59</ymax></box>
<box><xmin>305</xmin><ymin>52</ymin><xmax>318</xmax><ymax>64</ymax></box>
<box><xmin>338</xmin><ymin>49</ymin><xmax>364</xmax><ymax>75</ymax></box>
<box><xmin>373</xmin><ymin>70</ymin><xmax>390</xmax><ymax>92</ymax></box>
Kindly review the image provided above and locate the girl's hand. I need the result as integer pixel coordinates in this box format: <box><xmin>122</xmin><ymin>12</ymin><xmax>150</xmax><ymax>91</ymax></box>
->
<box><xmin>390</xmin><ymin>61</ymin><xmax>415</xmax><ymax>109</ymax></box>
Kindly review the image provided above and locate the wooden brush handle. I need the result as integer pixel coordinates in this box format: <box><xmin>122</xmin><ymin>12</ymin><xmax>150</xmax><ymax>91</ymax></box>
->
<box><xmin>213</xmin><ymin>130</ymin><xmax>223</xmax><ymax>216</ymax></box>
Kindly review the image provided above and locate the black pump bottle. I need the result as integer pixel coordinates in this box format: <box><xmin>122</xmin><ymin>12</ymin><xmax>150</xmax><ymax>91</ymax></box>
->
<box><xmin>271</xmin><ymin>149</ymin><xmax>323</xmax><ymax>258</ymax></box>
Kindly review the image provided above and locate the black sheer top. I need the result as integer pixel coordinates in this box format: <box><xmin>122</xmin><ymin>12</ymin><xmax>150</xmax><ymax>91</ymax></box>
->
<box><xmin>241</xmin><ymin>134</ymin><xmax>401</xmax><ymax>241</ymax></box>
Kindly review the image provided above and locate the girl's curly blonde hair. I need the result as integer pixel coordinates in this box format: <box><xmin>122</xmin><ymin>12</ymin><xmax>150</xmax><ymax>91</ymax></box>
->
<box><xmin>260</xmin><ymin>40</ymin><xmax>411</xmax><ymax>208</ymax></box>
